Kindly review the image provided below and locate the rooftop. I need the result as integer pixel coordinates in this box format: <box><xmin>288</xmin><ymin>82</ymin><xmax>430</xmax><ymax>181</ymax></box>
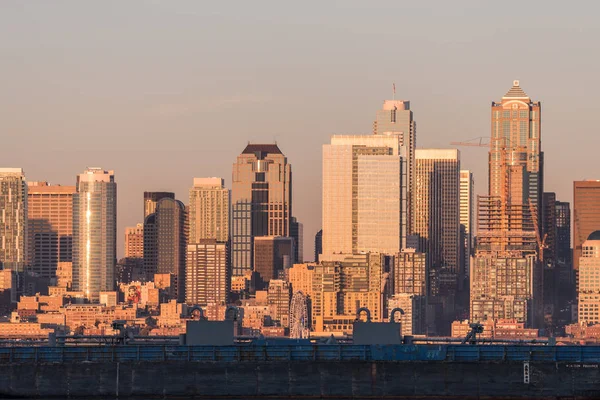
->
<box><xmin>502</xmin><ymin>80</ymin><xmax>530</xmax><ymax>99</ymax></box>
<box><xmin>242</xmin><ymin>143</ymin><xmax>282</xmax><ymax>155</ymax></box>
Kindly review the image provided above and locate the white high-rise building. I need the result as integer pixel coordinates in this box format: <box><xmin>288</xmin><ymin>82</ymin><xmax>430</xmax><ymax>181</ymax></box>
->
<box><xmin>72</xmin><ymin>168</ymin><xmax>117</xmax><ymax>302</ymax></box>
<box><xmin>322</xmin><ymin>135</ymin><xmax>407</xmax><ymax>259</ymax></box>
<box><xmin>460</xmin><ymin>170</ymin><xmax>474</xmax><ymax>281</ymax></box>
<box><xmin>0</xmin><ymin>168</ymin><xmax>27</xmax><ymax>272</ymax></box>
<box><xmin>578</xmin><ymin>231</ymin><xmax>600</xmax><ymax>325</ymax></box>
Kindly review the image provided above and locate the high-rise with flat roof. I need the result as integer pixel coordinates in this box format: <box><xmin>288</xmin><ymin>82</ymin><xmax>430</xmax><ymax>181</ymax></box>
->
<box><xmin>72</xmin><ymin>168</ymin><xmax>117</xmax><ymax>302</ymax></box>
<box><xmin>186</xmin><ymin>177</ymin><xmax>230</xmax><ymax>306</ymax></box>
<box><xmin>314</xmin><ymin>230</ymin><xmax>322</xmax><ymax>263</ymax></box>
<box><xmin>231</xmin><ymin>144</ymin><xmax>291</xmax><ymax>277</ymax></box>
<box><xmin>374</xmin><ymin>99</ymin><xmax>416</xmax><ymax>234</ymax></box>
<box><xmin>0</xmin><ymin>168</ymin><xmax>27</xmax><ymax>272</ymax></box>
<box><xmin>27</xmin><ymin>182</ymin><xmax>75</xmax><ymax>278</ymax></box>
<box><xmin>290</xmin><ymin>217</ymin><xmax>303</xmax><ymax>264</ymax></box>
<box><xmin>188</xmin><ymin>178</ymin><xmax>229</xmax><ymax>243</ymax></box>
<box><xmin>414</xmin><ymin>149</ymin><xmax>461</xmax><ymax>274</ymax></box>
<box><xmin>460</xmin><ymin>170</ymin><xmax>474</xmax><ymax>281</ymax></box>
<box><xmin>471</xmin><ymin>81</ymin><xmax>543</xmax><ymax>327</ymax></box>
<box><xmin>322</xmin><ymin>135</ymin><xmax>407</xmax><ymax>259</ymax></box>
<box><xmin>186</xmin><ymin>239</ymin><xmax>229</xmax><ymax>306</ymax></box>
<box><xmin>144</xmin><ymin>197</ymin><xmax>187</xmax><ymax>302</ymax></box>
<box><xmin>124</xmin><ymin>223</ymin><xmax>144</xmax><ymax>259</ymax></box>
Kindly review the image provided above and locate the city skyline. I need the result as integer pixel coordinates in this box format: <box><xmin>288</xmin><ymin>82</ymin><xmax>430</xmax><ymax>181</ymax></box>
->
<box><xmin>1</xmin><ymin>3</ymin><xmax>598</xmax><ymax>262</ymax></box>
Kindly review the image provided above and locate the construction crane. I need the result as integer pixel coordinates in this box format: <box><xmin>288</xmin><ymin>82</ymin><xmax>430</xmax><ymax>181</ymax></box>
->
<box><xmin>449</xmin><ymin>136</ymin><xmax>490</xmax><ymax>148</ymax></box>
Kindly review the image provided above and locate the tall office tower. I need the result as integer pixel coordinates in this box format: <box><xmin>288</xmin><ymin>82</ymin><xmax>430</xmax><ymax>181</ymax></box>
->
<box><xmin>471</xmin><ymin>81</ymin><xmax>543</xmax><ymax>327</ymax></box>
<box><xmin>373</xmin><ymin>99</ymin><xmax>416</xmax><ymax>234</ymax></box>
<box><xmin>555</xmin><ymin>201</ymin><xmax>572</xmax><ymax>300</ymax></box>
<box><xmin>290</xmin><ymin>217</ymin><xmax>303</xmax><ymax>263</ymax></box>
<box><xmin>143</xmin><ymin>192</ymin><xmax>175</xmax><ymax>219</ymax></box>
<box><xmin>578</xmin><ymin>231</ymin><xmax>600</xmax><ymax>324</ymax></box>
<box><xmin>144</xmin><ymin>197</ymin><xmax>187</xmax><ymax>302</ymax></box>
<box><xmin>188</xmin><ymin>178</ymin><xmax>229</xmax><ymax>243</ymax></box>
<box><xmin>459</xmin><ymin>170</ymin><xmax>474</xmax><ymax>282</ymax></box>
<box><xmin>231</xmin><ymin>144</ymin><xmax>291</xmax><ymax>277</ymax></box>
<box><xmin>186</xmin><ymin>239</ymin><xmax>229</xmax><ymax>306</ymax></box>
<box><xmin>254</xmin><ymin>236</ymin><xmax>294</xmax><ymax>290</ymax></box>
<box><xmin>414</xmin><ymin>149</ymin><xmax>460</xmax><ymax>275</ymax></box>
<box><xmin>322</xmin><ymin>135</ymin><xmax>407</xmax><ymax>259</ymax></box>
<box><xmin>393</xmin><ymin>249</ymin><xmax>427</xmax><ymax>296</ymax></box>
<box><xmin>0</xmin><ymin>168</ymin><xmax>27</xmax><ymax>272</ymax></box>
<box><xmin>124</xmin><ymin>223</ymin><xmax>144</xmax><ymax>258</ymax></box>
<box><xmin>314</xmin><ymin>230</ymin><xmax>322</xmax><ymax>263</ymax></box>
<box><xmin>72</xmin><ymin>168</ymin><xmax>117</xmax><ymax>302</ymax></box>
<box><xmin>27</xmin><ymin>182</ymin><xmax>75</xmax><ymax>278</ymax></box>
<box><xmin>573</xmin><ymin>180</ymin><xmax>600</xmax><ymax>291</ymax></box>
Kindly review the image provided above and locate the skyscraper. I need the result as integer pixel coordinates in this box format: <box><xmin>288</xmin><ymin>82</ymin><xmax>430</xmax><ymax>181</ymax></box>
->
<box><xmin>231</xmin><ymin>144</ymin><xmax>291</xmax><ymax>277</ymax></box>
<box><xmin>144</xmin><ymin>197</ymin><xmax>187</xmax><ymax>302</ymax></box>
<box><xmin>253</xmin><ymin>236</ymin><xmax>294</xmax><ymax>290</ymax></box>
<box><xmin>124</xmin><ymin>223</ymin><xmax>144</xmax><ymax>258</ymax></box>
<box><xmin>186</xmin><ymin>177</ymin><xmax>230</xmax><ymax>306</ymax></box>
<box><xmin>374</xmin><ymin>99</ymin><xmax>416</xmax><ymax>234</ymax></box>
<box><xmin>143</xmin><ymin>192</ymin><xmax>175</xmax><ymax>219</ymax></box>
<box><xmin>471</xmin><ymin>81</ymin><xmax>543</xmax><ymax>327</ymax></box>
<box><xmin>573</xmin><ymin>180</ymin><xmax>600</xmax><ymax>289</ymax></box>
<box><xmin>72</xmin><ymin>168</ymin><xmax>117</xmax><ymax>302</ymax></box>
<box><xmin>188</xmin><ymin>178</ymin><xmax>229</xmax><ymax>243</ymax></box>
<box><xmin>414</xmin><ymin>149</ymin><xmax>461</xmax><ymax>274</ymax></box>
<box><xmin>322</xmin><ymin>135</ymin><xmax>407</xmax><ymax>259</ymax></box>
<box><xmin>459</xmin><ymin>170</ymin><xmax>474</xmax><ymax>282</ymax></box>
<box><xmin>0</xmin><ymin>168</ymin><xmax>27</xmax><ymax>272</ymax></box>
<box><xmin>27</xmin><ymin>182</ymin><xmax>75</xmax><ymax>278</ymax></box>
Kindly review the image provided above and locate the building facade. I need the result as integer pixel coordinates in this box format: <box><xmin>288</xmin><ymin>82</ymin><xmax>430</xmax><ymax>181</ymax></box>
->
<box><xmin>414</xmin><ymin>149</ymin><xmax>460</xmax><ymax>275</ymax></box>
<box><xmin>188</xmin><ymin>178</ymin><xmax>229</xmax><ymax>243</ymax></box>
<box><xmin>322</xmin><ymin>135</ymin><xmax>407</xmax><ymax>259</ymax></box>
<box><xmin>186</xmin><ymin>239</ymin><xmax>229</xmax><ymax>306</ymax></box>
<box><xmin>471</xmin><ymin>81</ymin><xmax>544</xmax><ymax>328</ymax></box>
<box><xmin>574</xmin><ymin>180</ymin><xmax>600</xmax><ymax>290</ymax></box>
<box><xmin>143</xmin><ymin>192</ymin><xmax>175</xmax><ymax>219</ymax></box>
<box><xmin>27</xmin><ymin>182</ymin><xmax>75</xmax><ymax>278</ymax></box>
<box><xmin>290</xmin><ymin>217</ymin><xmax>303</xmax><ymax>264</ymax></box>
<box><xmin>314</xmin><ymin>230</ymin><xmax>322</xmax><ymax>263</ymax></box>
<box><xmin>393</xmin><ymin>249</ymin><xmax>427</xmax><ymax>296</ymax></box>
<box><xmin>231</xmin><ymin>144</ymin><xmax>291</xmax><ymax>277</ymax></box>
<box><xmin>373</xmin><ymin>99</ymin><xmax>416</xmax><ymax>234</ymax></box>
<box><xmin>72</xmin><ymin>168</ymin><xmax>117</xmax><ymax>302</ymax></box>
<box><xmin>124</xmin><ymin>223</ymin><xmax>144</xmax><ymax>259</ymax></box>
<box><xmin>254</xmin><ymin>236</ymin><xmax>294</xmax><ymax>290</ymax></box>
<box><xmin>143</xmin><ymin>197</ymin><xmax>187</xmax><ymax>302</ymax></box>
<box><xmin>578</xmin><ymin>231</ymin><xmax>600</xmax><ymax>325</ymax></box>
<box><xmin>0</xmin><ymin>168</ymin><xmax>27</xmax><ymax>272</ymax></box>
<box><xmin>459</xmin><ymin>170</ymin><xmax>474</xmax><ymax>282</ymax></box>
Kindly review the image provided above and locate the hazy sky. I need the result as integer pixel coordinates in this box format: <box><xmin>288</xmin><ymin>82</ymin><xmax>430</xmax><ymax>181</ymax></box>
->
<box><xmin>1</xmin><ymin>1</ymin><xmax>599</xmax><ymax>261</ymax></box>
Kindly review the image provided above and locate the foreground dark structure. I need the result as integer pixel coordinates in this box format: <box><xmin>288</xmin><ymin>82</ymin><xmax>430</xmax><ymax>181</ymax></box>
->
<box><xmin>1</xmin><ymin>343</ymin><xmax>599</xmax><ymax>399</ymax></box>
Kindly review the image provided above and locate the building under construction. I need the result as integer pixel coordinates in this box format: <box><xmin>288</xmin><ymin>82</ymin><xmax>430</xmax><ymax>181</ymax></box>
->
<box><xmin>470</xmin><ymin>81</ymin><xmax>544</xmax><ymax>328</ymax></box>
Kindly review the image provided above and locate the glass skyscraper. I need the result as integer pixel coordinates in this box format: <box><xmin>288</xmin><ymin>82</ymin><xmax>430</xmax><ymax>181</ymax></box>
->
<box><xmin>72</xmin><ymin>168</ymin><xmax>116</xmax><ymax>302</ymax></box>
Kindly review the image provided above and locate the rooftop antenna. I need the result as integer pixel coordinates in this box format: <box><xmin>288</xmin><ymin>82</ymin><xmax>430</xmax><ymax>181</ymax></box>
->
<box><xmin>392</xmin><ymin>83</ymin><xmax>396</xmax><ymax>101</ymax></box>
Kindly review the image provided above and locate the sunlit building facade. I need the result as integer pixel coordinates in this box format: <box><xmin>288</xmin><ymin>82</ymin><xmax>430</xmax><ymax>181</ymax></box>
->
<box><xmin>0</xmin><ymin>168</ymin><xmax>27</xmax><ymax>272</ymax></box>
<box><xmin>72</xmin><ymin>168</ymin><xmax>117</xmax><ymax>302</ymax></box>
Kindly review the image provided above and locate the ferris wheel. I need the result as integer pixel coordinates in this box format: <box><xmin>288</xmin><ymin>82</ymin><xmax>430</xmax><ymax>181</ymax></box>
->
<box><xmin>289</xmin><ymin>291</ymin><xmax>309</xmax><ymax>339</ymax></box>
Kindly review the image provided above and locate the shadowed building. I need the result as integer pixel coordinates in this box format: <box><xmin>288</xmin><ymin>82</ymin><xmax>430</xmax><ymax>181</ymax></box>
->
<box><xmin>27</xmin><ymin>182</ymin><xmax>75</xmax><ymax>279</ymax></box>
<box><xmin>254</xmin><ymin>236</ymin><xmax>294</xmax><ymax>290</ymax></box>
<box><xmin>144</xmin><ymin>192</ymin><xmax>175</xmax><ymax>219</ymax></box>
<box><xmin>231</xmin><ymin>144</ymin><xmax>292</xmax><ymax>277</ymax></box>
<box><xmin>144</xmin><ymin>197</ymin><xmax>187</xmax><ymax>302</ymax></box>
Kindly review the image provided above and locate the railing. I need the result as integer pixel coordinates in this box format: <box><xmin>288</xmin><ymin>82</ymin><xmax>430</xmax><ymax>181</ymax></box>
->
<box><xmin>0</xmin><ymin>344</ymin><xmax>599</xmax><ymax>364</ymax></box>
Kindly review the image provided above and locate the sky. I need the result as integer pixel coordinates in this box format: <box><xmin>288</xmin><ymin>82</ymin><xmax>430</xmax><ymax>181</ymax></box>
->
<box><xmin>1</xmin><ymin>1</ymin><xmax>599</xmax><ymax>261</ymax></box>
